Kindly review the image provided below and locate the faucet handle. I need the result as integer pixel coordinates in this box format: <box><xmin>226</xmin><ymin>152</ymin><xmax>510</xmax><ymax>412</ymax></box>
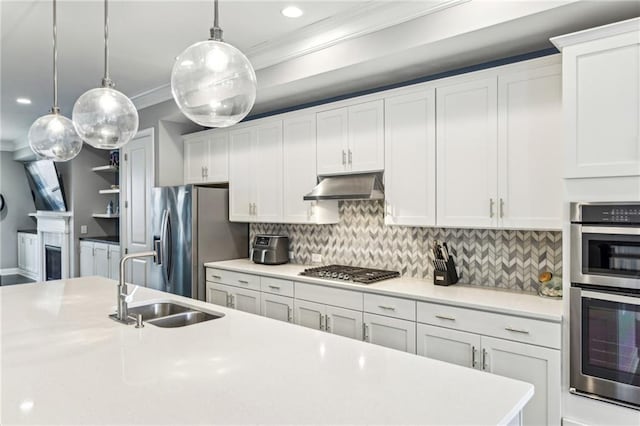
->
<box><xmin>124</xmin><ymin>285</ymin><xmax>139</xmax><ymax>303</ymax></box>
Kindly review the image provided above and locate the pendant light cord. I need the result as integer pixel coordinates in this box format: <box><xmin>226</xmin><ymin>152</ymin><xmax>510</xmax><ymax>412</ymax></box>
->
<box><xmin>51</xmin><ymin>0</ymin><xmax>60</xmax><ymax>113</ymax></box>
<box><xmin>102</xmin><ymin>0</ymin><xmax>113</xmax><ymax>87</ymax></box>
<box><xmin>210</xmin><ymin>0</ymin><xmax>223</xmax><ymax>41</ymax></box>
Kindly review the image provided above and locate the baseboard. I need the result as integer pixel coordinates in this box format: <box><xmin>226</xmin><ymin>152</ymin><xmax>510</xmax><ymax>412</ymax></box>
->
<box><xmin>0</xmin><ymin>268</ymin><xmax>20</xmax><ymax>276</ymax></box>
<box><xmin>18</xmin><ymin>269</ymin><xmax>39</xmax><ymax>281</ymax></box>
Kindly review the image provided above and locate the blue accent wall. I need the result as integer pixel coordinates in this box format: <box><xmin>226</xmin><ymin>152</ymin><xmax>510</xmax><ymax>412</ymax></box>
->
<box><xmin>244</xmin><ymin>47</ymin><xmax>559</xmax><ymax>122</ymax></box>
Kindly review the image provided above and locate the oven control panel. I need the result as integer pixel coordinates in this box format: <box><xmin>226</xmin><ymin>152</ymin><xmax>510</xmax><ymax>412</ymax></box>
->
<box><xmin>581</xmin><ymin>204</ymin><xmax>640</xmax><ymax>224</ymax></box>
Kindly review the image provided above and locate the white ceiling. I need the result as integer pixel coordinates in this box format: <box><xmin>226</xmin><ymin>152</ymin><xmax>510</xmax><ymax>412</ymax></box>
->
<box><xmin>2</xmin><ymin>0</ymin><xmax>639</xmax><ymax>150</ymax></box>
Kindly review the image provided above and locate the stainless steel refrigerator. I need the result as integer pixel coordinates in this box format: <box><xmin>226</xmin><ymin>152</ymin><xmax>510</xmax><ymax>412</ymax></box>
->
<box><xmin>150</xmin><ymin>185</ymin><xmax>248</xmax><ymax>300</ymax></box>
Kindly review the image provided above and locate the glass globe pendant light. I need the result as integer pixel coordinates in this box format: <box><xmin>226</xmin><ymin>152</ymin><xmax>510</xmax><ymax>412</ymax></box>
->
<box><xmin>28</xmin><ymin>0</ymin><xmax>82</xmax><ymax>162</ymax></box>
<box><xmin>72</xmin><ymin>0</ymin><xmax>138</xmax><ymax>149</ymax></box>
<box><xmin>171</xmin><ymin>0</ymin><xmax>257</xmax><ymax>128</ymax></box>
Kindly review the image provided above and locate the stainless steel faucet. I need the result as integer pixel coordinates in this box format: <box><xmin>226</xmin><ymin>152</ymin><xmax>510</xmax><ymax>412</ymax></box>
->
<box><xmin>109</xmin><ymin>250</ymin><xmax>160</xmax><ymax>324</ymax></box>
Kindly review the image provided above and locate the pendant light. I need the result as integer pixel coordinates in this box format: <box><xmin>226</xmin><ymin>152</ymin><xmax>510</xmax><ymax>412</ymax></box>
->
<box><xmin>72</xmin><ymin>0</ymin><xmax>138</xmax><ymax>149</ymax></box>
<box><xmin>171</xmin><ymin>0</ymin><xmax>257</xmax><ymax>128</ymax></box>
<box><xmin>28</xmin><ymin>0</ymin><xmax>82</xmax><ymax>162</ymax></box>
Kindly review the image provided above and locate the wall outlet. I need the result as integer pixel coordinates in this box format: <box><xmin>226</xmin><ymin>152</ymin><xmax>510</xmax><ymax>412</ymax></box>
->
<box><xmin>288</xmin><ymin>251</ymin><xmax>294</xmax><ymax>260</ymax></box>
<box><xmin>80</xmin><ymin>225</ymin><xmax>88</xmax><ymax>234</ymax></box>
<box><xmin>311</xmin><ymin>253</ymin><xmax>322</xmax><ymax>263</ymax></box>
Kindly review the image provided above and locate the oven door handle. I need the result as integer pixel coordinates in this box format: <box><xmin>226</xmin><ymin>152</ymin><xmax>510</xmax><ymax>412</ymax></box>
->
<box><xmin>581</xmin><ymin>289</ymin><xmax>640</xmax><ymax>305</ymax></box>
<box><xmin>581</xmin><ymin>226</ymin><xmax>640</xmax><ymax>235</ymax></box>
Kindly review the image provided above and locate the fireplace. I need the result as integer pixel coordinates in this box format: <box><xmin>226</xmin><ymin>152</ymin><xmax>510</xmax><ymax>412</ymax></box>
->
<box><xmin>45</xmin><ymin>245</ymin><xmax>62</xmax><ymax>281</ymax></box>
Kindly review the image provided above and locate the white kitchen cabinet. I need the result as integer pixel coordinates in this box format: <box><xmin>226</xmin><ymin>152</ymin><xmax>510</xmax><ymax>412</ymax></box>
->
<box><xmin>417</xmin><ymin>324</ymin><xmax>481</xmax><ymax>369</ymax></box>
<box><xmin>384</xmin><ymin>89</ymin><xmax>436</xmax><ymax>227</ymax></box>
<box><xmin>552</xmin><ymin>19</ymin><xmax>640</xmax><ymax>179</ymax></box>
<box><xmin>79</xmin><ymin>241</ymin><xmax>121</xmax><ymax>280</ymax></box>
<box><xmin>294</xmin><ymin>299</ymin><xmax>325</xmax><ymax>331</ymax></box>
<box><xmin>363</xmin><ymin>312</ymin><xmax>416</xmax><ymax>354</ymax></box>
<box><xmin>17</xmin><ymin>232</ymin><xmax>38</xmax><ymax>278</ymax></box>
<box><xmin>436</xmin><ymin>77</ymin><xmax>498</xmax><ymax>228</ymax></box>
<box><xmin>497</xmin><ymin>64</ymin><xmax>563</xmax><ymax>229</ymax></box>
<box><xmin>205</xmin><ymin>281</ymin><xmax>262</xmax><ymax>315</ymax></box>
<box><xmin>183</xmin><ymin>131</ymin><xmax>229</xmax><ymax>184</ymax></box>
<box><xmin>482</xmin><ymin>336</ymin><xmax>561</xmax><ymax>426</ymax></box>
<box><xmin>326</xmin><ymin>305</ymin><xmax>363</xmax><ymax>340</ymax></box>
<box><xmin>316</xmin><ymin>100</ymin><xmax>384</xmax><ymax>175</ymax></box>
<box><xmin>229</xmin><ymin>122</ymin><xmax>283</xmax><ymax>222</ymax></box>
<box><xmin>283</xmin><ymin>113</ymin><xmax>339</xmax><ymax>224</ymax></box>
<box><xmin>261</xmin><ymin>293</ymin><xmax>293</xmax><ymax>323</ymax></box>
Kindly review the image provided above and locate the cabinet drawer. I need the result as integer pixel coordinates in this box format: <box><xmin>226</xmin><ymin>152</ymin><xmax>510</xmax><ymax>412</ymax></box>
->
<box><xmin>205</xmin><ymin>268</ymin><xmax>260</xmax><ymax>291</ymax></box>
<box><xmin>417</xmin><ymin>302</ymin><xmax>560</xmax><ymax>349</ymax></box>
<box><xmin>295</xmin><ymin>282</ymin><xmax>363</xmax><ymax>311</ymax></box>
<box><xmin>261</xmin><ymin>277</ymin><xmax>294</xmax><ymax>297</ymax></box>
<box><xmin>364</xmin><ymin>293</ymin><xmax>416</xmax><ymax>321</ymax></box>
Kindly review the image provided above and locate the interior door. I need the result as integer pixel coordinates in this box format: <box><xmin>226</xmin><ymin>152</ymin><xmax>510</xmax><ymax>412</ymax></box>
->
<box><xmin>122</xmin><ymin>128</ymin><xmax>154</xmax><ymax>286</ymax></box>
<box><xmin>294</xmin><ymin>299</ymin><xmax>325</xmax><ymax>331</ymax></box>
<box><xmin>326</xmin><ymin>305</ymin><xmax>363</xmax><ymax>340</ymax></box>
<box><xmin>417</xmin><ymin>324</ymin><xmax>481</xmax><ymax>369</ymax></box>
<box><xmin>436</xmin><ymin>77</ymin><xmax>498</xmax><ymax>228</ymax></box>
<box><xmin>261</xmin><ymin>293</ymin><xmax>293</xmax><ymax>323</ymax></box>
<box><xmin>364</xmin><ymin>313</ymin><xmax>416</xmax><ymax>353</ymax></box>
<box><xmin>253</xmin><ymin>121</ymin><xmax>283</xmax><ymax>222</ymax></box>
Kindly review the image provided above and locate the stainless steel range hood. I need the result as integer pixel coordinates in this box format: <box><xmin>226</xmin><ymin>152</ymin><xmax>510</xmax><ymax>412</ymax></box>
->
<box><xmin>303</xmin><ymin>173</ymin><xmax>384</xmax><ymax>201</ymax></box>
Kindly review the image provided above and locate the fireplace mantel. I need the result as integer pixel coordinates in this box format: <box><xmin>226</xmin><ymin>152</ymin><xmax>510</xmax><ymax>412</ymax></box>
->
<box><xmin>33</xmin><ymin>212</ymin><xmax>73</xmax><ymax>281</ymax></box>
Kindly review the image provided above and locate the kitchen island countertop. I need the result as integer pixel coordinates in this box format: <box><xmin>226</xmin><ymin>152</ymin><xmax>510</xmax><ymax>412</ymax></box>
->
<box><xmin>1</xmin><ymin>277</ymin><xmax>532</xmax><ymax>425</ymax></box>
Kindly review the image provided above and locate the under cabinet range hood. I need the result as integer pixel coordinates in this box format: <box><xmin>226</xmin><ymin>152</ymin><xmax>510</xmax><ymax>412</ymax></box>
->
<box><xmin>303</xmin><ymin>173</ymin><xmax>384</xmax><ymax>201</ymax></box>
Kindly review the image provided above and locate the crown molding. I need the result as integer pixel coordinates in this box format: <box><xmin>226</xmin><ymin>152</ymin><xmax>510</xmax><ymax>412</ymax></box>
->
<box><xmin>131</xmin><ymin>83</ymin><xmax>172</xmax><ymax>110</ymax></box>
<box><xmin>551</xmin><ymin>16</ymin><xmax>639</xmax><ymax>50</ymax></box>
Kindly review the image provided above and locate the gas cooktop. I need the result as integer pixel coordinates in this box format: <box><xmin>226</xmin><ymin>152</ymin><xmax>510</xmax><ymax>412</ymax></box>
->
<box><xmin>300</xmin><ymin>265</ymin><xmax>400</xmax><ymax>284</ymax></box>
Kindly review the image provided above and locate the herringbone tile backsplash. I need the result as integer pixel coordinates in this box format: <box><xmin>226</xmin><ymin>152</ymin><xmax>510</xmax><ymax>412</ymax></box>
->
<box><xmin>251</xmin><ymin>201</ymin><xmax>562</xmax><ymax>293</ymax></box>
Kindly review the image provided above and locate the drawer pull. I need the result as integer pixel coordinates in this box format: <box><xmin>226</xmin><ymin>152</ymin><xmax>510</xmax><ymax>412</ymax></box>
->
<box><xmin>435</xmin><ymin>314</ymin><xmax>456</xmax><ymax>321</ymax></box>
<box><xmin>210</xmin><ymin>275</ymin><xmax>222</xmax><ymax>280</ymax></box>
<box><xmin>238</xmin><ymin>280</ymin><xmax>249</xmax><ymax>284</ymax></box>
<box><xmin>505</xmin><ymin>327</ymin><xmax>529</xmax><ymax>334</ymax></box>
<box><xmin>378</xmin><ymin>305</ymin><xmax>396</xmax><ymax>311</ymax></box>
<box><xmin>268</xmin><ymin>285</ymin><xmax>281</xmax><ymax>290</ymax></box>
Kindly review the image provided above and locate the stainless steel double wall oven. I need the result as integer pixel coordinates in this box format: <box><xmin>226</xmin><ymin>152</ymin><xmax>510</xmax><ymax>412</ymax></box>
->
<box><xmin>570</xmin><ymin>202</ymin><xmax>640</xmax><ymax>409</ymax></box>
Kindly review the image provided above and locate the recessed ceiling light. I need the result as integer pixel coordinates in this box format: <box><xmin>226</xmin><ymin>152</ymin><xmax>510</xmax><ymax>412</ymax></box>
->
<box><xmin>281</xmin><ymin>6</ymin><xmax>303</xmax><ymax>18</ymax></box>
<box><xmin>16</xmin><ymin>98</ymin><xmax>31</xmax><ymax>105</ymax></box>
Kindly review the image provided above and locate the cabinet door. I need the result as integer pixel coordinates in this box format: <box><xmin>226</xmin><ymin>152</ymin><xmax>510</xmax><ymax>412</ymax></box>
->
<box><xmin>564</xmin><ymin>31</ymin><xmax>640</xmax><ymax>178</ymax></box>
<box><xmin>498</xmin><ymin>64</ymin><xmax>563</xmax><ymax>230</ymax></box>
<box><xmin>482</xmin><ymin>336</ymin><xmax>561</xmax><ymax>426</ymax></box>
<box><xmin>25</xmin><ymin>236</ymin><xmax>35</xmax><ymax>273</ymax></box>
<box><xmin>261</xmin><ymin>293</ymin><xmax>294</xmax><ymax>323</ymax></box>
<box><xmin>183</xmin><ymin>135</ymin><xmax>209</xmax><ymax>183</ymax></box>
<box><xmin>229</xmin><ymin>128</ymin><xmax>254</xmax><ymax>222</ymax></box>
<box><xmin>283</xmin><ymin>114</ymin><xmax>318</xmax><ymax>223</ymax></box>
<box><xmin>79</xmin><ymin>242</ymin><xmax>94</xmax><ymax>277</ymax></box>
<box><xmin>384</xmin><ymin>89</ymin><xmax>436</xmax><ymax>226</ymax></box>
<box><xmin>205</xmin><ymin>282</ymin><xmax>231</xmax><ymax>307</ymax></box>
<box><xmin>348</xmin><ymin>100</ymin><xmax>384</xmax><ymax>173</ymax></box>
<box><xmin>229</xmin><ymin>286</ymin><xmax>262</xmax><ymax>315</ymax></box>
<box><xmin>363</xmin><ymin>313</ymin><xmax>416</xmax><ymax>353</ymax></box>
<box><xmin>317</xmin><ymin>108</ymin><xmax>348</xmax><ymax>175</ymax></box>
<box><xmin>108</xmin><ymin>246</ymin><xmax>121</xmax><ymax>280</ymax></box>
<box><xmin>294</xmin><ymin>299</ymin><xmax>325</xmax><ymax>331</ymax></box>
<box><xmin>17</xmin><ymin>234</ymin><xmax>25</xmax><ymax>270</ymax></box>
<box><xmin>436</xmin><ymin>77</ymin><xmax>498</xmax><ymax>228</ymax></box>
<box><xmin>417</xmin><ymin>324</ymin><xmax>481</xmax><ymax>369</ymax></box>
<box><xmin>326</xmin><ymin>305</ymin><xmax>363</xmax><ymax>340</ymax></box>
<box><xmin>253</xmin><ymin>122</ymin><xmax>283</xmax><ymax>222</ymax></box>
<box><xmin>207</xmin><ymin>131</ymin><xmax>229</xmax><ymax>183</ymax></box>
<box><xmin>93</xmin><ymin>243</ymin><xmax>109</xmax><ymax>278</ymax></box>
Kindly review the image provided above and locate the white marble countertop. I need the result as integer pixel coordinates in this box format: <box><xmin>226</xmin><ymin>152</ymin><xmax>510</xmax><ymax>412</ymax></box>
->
<box><xmin>1</xmin><ymin>277</ymin><xmax>533</xmax><ymax>425</ymax></box>
<box><xmin>205</xmin><ymin>259</ymin><xmax>563</xmax><ymax>322</ymax></box>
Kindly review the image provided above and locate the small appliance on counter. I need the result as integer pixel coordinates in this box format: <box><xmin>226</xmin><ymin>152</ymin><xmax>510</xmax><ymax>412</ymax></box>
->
<box><xmin>251</xmin><ymin>235</ymin><xmax>289</xmax><ymax>265</ymax></box>
<box><xmin>432</xmin><ymin>241</ymin><xmax>459</xmax><ymax>286</ymax></box>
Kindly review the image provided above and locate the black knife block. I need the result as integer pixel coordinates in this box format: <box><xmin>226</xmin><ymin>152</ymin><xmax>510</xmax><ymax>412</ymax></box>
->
<box><xmin>433</xmin><ymin>257</ymin><xmax>459</xmax><ymax>286</ymax></box>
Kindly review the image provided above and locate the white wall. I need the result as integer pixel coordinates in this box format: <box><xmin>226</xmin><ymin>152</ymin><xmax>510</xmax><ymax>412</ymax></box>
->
<box><xmin>0</xmin><ymin>151</ymin><xmax>36</xmax><ymax>270</ymax></box>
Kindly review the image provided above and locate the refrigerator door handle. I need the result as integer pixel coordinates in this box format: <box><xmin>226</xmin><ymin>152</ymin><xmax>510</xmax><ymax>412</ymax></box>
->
<box><xmin>165</xmin><ymin>210</ymin><xmax>173</xmax><ymax>282</ymax></box>
<box><xmin>159</xmin><ymin>209</ymin><xmax>170</xmax><ymax>284</ymax></box>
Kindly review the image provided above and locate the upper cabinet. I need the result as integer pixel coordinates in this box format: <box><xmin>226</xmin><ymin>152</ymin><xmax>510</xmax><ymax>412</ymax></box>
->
<box><xmin>384</xmin><ymin>89</ymin><xmax>436</xmax><ymax>227</ymax></box>
<box><xmin>436</xmin><ymin>57</ymin><xmax>563</xmax><ymax>230</ymax></box>
<box><xmin>183</xmin><ymin>130</ymin><xmax>229</xmax><ymax>184</ymax></box>
<box><xmin>552</xmin><ymin>18</ymin><xmax>640</xmax><ymax>179</ymax></box>
<box><xmin>229</xmin><ymin>121</ymin><xmax>284</xmax><ymax>223</ymax></box>
<box><xmin>283</xmin><ymin>114</ymin><xmax>339</xmax><ymax>224</ymax></box>
<box><xmin>317</xmin><ymin>100</ymin><xmax>384</xmax><ymax>175</ymax></box>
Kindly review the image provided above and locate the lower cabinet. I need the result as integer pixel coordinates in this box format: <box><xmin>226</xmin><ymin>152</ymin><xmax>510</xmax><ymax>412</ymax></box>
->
<box><xmin>205</xmin><ymin>282</ymin><xmax>261</xmax><ymax>315</ymax></box>
<box><xmin>18</xmin><ymin>232</ymin><xmax>39</xmax><ymax>278</ymax></box>
<box><xmin>261</xmin><ymin>293</ymin><xmax>294</xmax><ymax>323</ymax></box>
<box><xmin>79</xmin><ymin>241</ymin><xmax>120</xmax><ymax>280</ymax></box>
<box><xmin>417</xmin><ymin>323</ymin><xmax>560</xmax><ymax>426</ymax></box>
<box><xmin>294</xmin><ymin>299</ymin><xmax>364</xmax><ymax>340</ymax></box>
<box><xmin>364</xmin><ymin>313</ymin><xmax>416</xmax><ymax>353</ymax></box>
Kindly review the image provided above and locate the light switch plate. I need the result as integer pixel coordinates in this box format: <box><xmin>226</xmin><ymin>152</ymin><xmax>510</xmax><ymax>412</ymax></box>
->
<box><xmin>80</xmin><ymin>225</ymin><xmax>88</xmax><ymax>234</ymax></box>
<box><xmin>311</xmin><ymin>253</ymin><xmax>322</xmax><ymax>263</ymax></box>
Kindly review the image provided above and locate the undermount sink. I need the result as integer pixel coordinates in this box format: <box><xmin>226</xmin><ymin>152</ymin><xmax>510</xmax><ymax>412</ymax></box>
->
<box><xmin>127</xmin><ymin>302</ymin><xmax>224</xmax><ymax>327</ymax></box>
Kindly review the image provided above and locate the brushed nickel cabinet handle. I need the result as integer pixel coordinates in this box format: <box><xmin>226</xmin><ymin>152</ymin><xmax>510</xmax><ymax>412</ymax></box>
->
<box><xmin>471</xmin><ymin>346</ymin><xmax>477</xmax><ymax>367</ymax></box>
<box><xmin>287</xmin><ymin>306</ymin><xmax>293</xmax><ymax>322</ymax></box>
<box><xmin>268</xmin><ymin>285</ymin><xmax>280</xmax><ymax>290</ymax></box>
<box><xmin>500</xmin><ymin>198</ymin><xmax>505</xmax><ymax>218</ymax></box>
<box><xmin>320</xmin><ymin>314</ymin><xmax>325</xmax><ymax>331</ymax></box>
<box><xmin>378</xmin><ymin>305</ymin><xmax>396</xmax><ymax>311</ymax></box>
<box><xmin>348</xmin><ymin>149</ymin><xmax>353</xmax><ymax>165</ymax></box>
<box><xmin>210</xmin><ymin>275</ymin><xmax>222</xmax><ymax>280</ymax></box>
<box><xmin>238</xmin><ymin>280</ymin><xmax>249</xmax><ymax>285</ymax></box>
<box><xmin>435</xmin><ymin>314</ymin><xmax>456</xmax><ymax>321</ymax></box>
<box><xmin>342</xmin><ymin>150</ymin><xmax>346</xmax><ymax>165</ymax></box>
<box><xmin>326</xmin><ymin>315</ymin><xmax>331</xmax><ymax>332</ymax></box>
<box><xmin>482</xmin><ymin>348</ymin><xmax>488</xmax><ymax>370</ymax></box>
<box><xmin>489</xmin><ymin>199</ymin><xmax>495</xmax><ymax>218</ymax></box>
<box><xmin>505</xmin><ymin>326</ymin><xmax>530</xmax><ymax>334</ymax></box>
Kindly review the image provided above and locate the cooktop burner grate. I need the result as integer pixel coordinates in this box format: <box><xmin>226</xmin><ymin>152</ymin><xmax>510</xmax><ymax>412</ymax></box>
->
<box><xmin>300</xmin><ymin>265</ymin><xmax>400</xmax><ymax>284</ymax></box>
